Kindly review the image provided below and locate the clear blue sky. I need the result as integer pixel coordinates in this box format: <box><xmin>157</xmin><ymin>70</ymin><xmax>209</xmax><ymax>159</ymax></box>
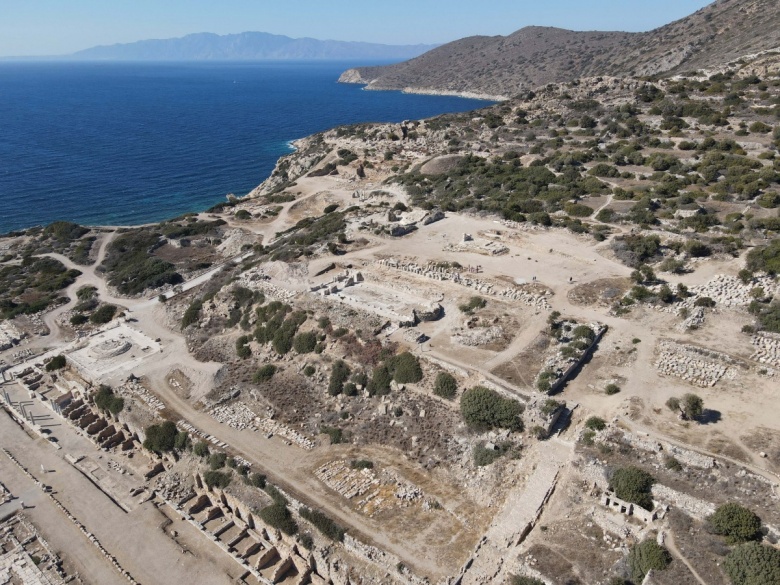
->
<box><xmin>2</xmin><ymin>0</ymin><xmax>714</xmax><ymax>57</ymax></box>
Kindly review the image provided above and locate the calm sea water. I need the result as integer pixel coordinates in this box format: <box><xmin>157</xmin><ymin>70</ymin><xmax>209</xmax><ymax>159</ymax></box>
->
<box><xmin>0</xmin><ymin>62</ymin><xmax>489</xmax><ymax>233</ymax></box>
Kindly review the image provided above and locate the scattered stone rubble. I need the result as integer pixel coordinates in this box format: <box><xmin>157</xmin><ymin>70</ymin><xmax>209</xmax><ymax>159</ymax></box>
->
<box><xmin>315</xmin><ymin>461</ymin><xmax>424</xmax><ymax>515</ymax></box>
<box><xmin>655</xmin><ymin>340</ymin><xmax>740</xmax><ymax>387</ymax></box>
<box><xmin>378</xmin><ymin>259</ymin><xmax>551</xmax><ymax>310</ymax></box>
<box><xmin>210</xmin><ymin>402</ymin><xmax>258</xmax><ymax>430</ymax></box>
<box><xmin>452</xmin><ymin>325</ymin><xmax>504</xmax><ymax>347</ymax></box>
<box><xmin>687</xmin><ymin>274</ymin><xmax>779</xmax><ymax>308</ymax></box>
<box><xmin>751</xmin><ymin>331</ymin><xmax>780</xmax><ymax>368</ymax></box>
<box><xmin>119</xmin><ymin>379</ymin><xmax>165</xmax><ymax>412</ymax></box>
<box><xmin>0</xmin><ymin>513</ymin><xmax>68</xmax><ymax>585</ymax></box>
<box><xmin>0</xmin><ymin>321</ymin><xmax>23</xmax><ymax>351</ymax></box>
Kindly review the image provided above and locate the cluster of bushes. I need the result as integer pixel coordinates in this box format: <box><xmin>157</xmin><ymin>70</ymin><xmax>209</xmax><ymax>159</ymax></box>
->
<box><xmin>93</xmin><ymin>385</ymin><xmax>124</xmax><ymax>415</ymax></box>
<box><xmin>665</xmin><ymin>393</ymin><xmax>704</xmax><ymax>421</ymax></box>
<box><xmin>181</xmin><ymin>299</ymin><xmax>203</xmax><ymax>329</ymax></box>
<box><xmin>459</xmin><ymin>296</ymin><xmax>487</xmax><ymax>314</ymax></box>
<box><xmin>259</xmin><ymin>486</ymin><xmax>298</xmax><ymax>535</ymax></box>
<box><xmin>45</xmin><ymin>355</ymin><xmax>67</xmax><ymax>372</ymax></box>
<box><xmin>253</xmin><ymin>301</ymin><xmax>309</xmax><ymax>355</ymax></box>
<box><xmin>609</xmin><ymin>466</ymin><xmax>655</xmax><ymax>510</ymax></box>
<box><xmin>433</xmin><ymin>372</ymin><xmax>458</xmax><ymax>399</ymax></box>
<box><xmin>473</xmin><ymin>441</ymin><xmax>512</xmax><ymax>467</ymax></box>
<box><xmin>328</xmin><ymin>360</ymin><xmax>351</xmax><ymax>396</ymax></box>
<box><xmin>253</xmin><ymin>364</ymin><xmax>277</xmax><ymax>384</ymax></box>
<box><xmin>627</xmin><ymin>539</ymin><xmax>672</xmax><ymax>582</ymax></box>
<box><xmin>203</xmin><ymin>470</ymin><xmax>231</xmax><ymax>489</ymax></box>
<box><xmin>264</xmin><ymin>211</ymin><xmax>347</xmax><ymax>262</ymax></box>
<box><xmin>90</xmin><ymin>304</ymin><xmax>117</xmax><ymax>325</ymax></box>
<box><xmin>102</xmin><ymin>229</ymin><xmax>183</xmax><ymax>295</ymax></box>
<box><xmin>0</xmin><ymin>257</ymin><xmax>81</xmax><ymax>319</ymax></box>
<box><xmin>143</xmin><ymin>421</ymin><xmax>188</xmax><ymax>453</ymax></box>
<box><xmin>460</xmin><ymin>386</ymin><xmax>524</xmax><ymax>432</ymax></box>
<box><xmin>299</xmin><ymin>507</ymin><xmax>345</xmax><ymax>541</ymax></box>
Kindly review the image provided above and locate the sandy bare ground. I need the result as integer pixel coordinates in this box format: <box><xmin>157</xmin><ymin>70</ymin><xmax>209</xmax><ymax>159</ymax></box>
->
<box><xmin>0</xmin><ymin>409</ymin><xmax>237</xmax><ymax>585</ymax></box>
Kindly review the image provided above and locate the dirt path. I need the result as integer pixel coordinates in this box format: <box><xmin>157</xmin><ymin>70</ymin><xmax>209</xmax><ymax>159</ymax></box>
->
<box><xmin>141</xmin><ymin>372</ymin><xmax>461</xmax><ymax>579</ymax></box>
<box><xmin>664</xmin><ymin>530</ymin><xmax>709</xmax><ymax>585</ymax></box>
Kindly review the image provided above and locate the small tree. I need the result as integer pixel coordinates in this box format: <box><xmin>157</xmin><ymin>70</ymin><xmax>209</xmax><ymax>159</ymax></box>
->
<box><xmin>708</xmin><ymin>503</ymin><xmax>762</xmax><ymax>543</ymax></box>
<box><xmin>143</xmin><ymin>421</ymin><xmax>178</xmax><ymax>453</ymax></box>
<box><xmin>253</xmin><ymin>365</ymin><xmax>277</xmax><ymax>383</ymax></box>
<box><xmin>45</xmin><ymin>355</ymin><xmax>67</xmax><ymax>372</ymax></box>
<box><xmin>585</xmin><ymin>416</ymin><xmax>606</xmax><ymax>431</ymax></box>
<box><xmin>460</xmin><ymin>386</ymin><xmax>524</xmax><ymax>432</ymax></box>
<box><xmin>433</xmin><ymin>372</ymin><xmax>457</xmax><ymax>399</ymax></box>
<box><xmin>723</xmin><ymin>542</ymin><xmax>780</xmax><ymax>585</ymax></box>
<box><xmin>193</xmin><ymin>441</ymin><xmax>210</xmax><ymax>457</ymax></box>
<box><xmin>389</xmin><ymin>352</ymin><xmax>423</xmax><ymax>384</ymax></box>
<box><xmin>681</xmin><ymin>393</ymin><xmax>704</xmax><ymax>420</ymax></box>
<box><xmin>203</xmin><ymin>470</ymin><xmax>231</xmax><ymax>489</ymax></box>
<box><xmin>610</xmin><ymin>466</ymin><xmax>655</xmax><ymax>510</ymax></box>
<box><xmin>328</xmin><ymin>360</ymin><xmax>351</xmax><ymax>396</ymax></box>
<box><xmin>628</xmin><ymin>540</ymin><xmax>672</xmax><ymax>583</ymax></box>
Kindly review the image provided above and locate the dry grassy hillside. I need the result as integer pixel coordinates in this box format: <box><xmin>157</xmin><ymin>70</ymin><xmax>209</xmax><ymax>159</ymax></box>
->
<box><xmin>340</xmin><ymin>0</ymin><xmax>780</xmax><ymax>98</ymax></box>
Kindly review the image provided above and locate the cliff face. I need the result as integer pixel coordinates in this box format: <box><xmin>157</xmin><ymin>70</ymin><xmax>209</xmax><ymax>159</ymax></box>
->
<box><xmin>341</xmin><ymin>0</ymin><xmax>780</xmax><ymax>98</ymax></box>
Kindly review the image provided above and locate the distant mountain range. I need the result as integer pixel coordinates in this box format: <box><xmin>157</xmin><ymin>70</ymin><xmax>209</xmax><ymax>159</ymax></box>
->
<box><xmin>340</xmin><ymin>0</ymin><xmax>780</xmax><ymax>98</ymax></box>
<box><xmin>65</xmin><ymin>32</ymin><xmax>437</xmax><ymax>62</ymax></box>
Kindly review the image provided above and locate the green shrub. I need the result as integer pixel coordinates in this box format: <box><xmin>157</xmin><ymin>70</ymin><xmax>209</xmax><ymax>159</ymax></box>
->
<box><xmin>664</xmin><ymin>456</ymin><xmax>682</xmax><ymax>471</ymax></box>
<box><xmin>203</xmin><ymin>470</ymin><xmax>231</xmax><ymax>489</ymax></box>
<box><xmin>328</xmin><ymin>360</ymin><xmax>351</xmax><ymax>396</ymax></box>
<box><xmin>746</xmin><ymin>240</ymin><xmax>780</xmax><ymax>275</ymax></box>
<box><xmin>388</xmin><ymin>352</ymin><xmax>423</xmax><ymax>384</ymax></box>
<box><xmin>585</xmin><ymin>416</ymin><xmax>606</xmax><ymax>431</ymax></box>
<box><xmin>93</xmin><ymin>385</ymin><xmax>124</xmax><ymax>415</ymax></box>
<box><xmin>723</xmin><ymin>542</ymin><xmax>780</xmax><ymax>585</ymax></box>
<box><xmin>259</xmin><ymin>503</ymin><xmax>298</xmax><ymax>535</ymax></box>
<box><xmin>253</xmin><ymin>365</ymin><xmax>277</xmax><ymax>383</ymax></box>
<box><xmin>193</xmin><ymin>441</ymin><xmax>210</xmax><ymax>457</ymax></box>
<box><xmin>708</xmin><ymin>503</ymin><xmax>762</xmax><ymax>543</ymax></box>
<box><xmin>235</xmin><ymin>209</ymin><xmax>252</xmax><ymax>220</ymax></box>
<box><xmin>249</xmin><ymin>472</ymin><xmax>266</xmax><ymax>488</ymax></box>
<box><xmin>293</xmin><ymin>331</ymin><xmax>318</xmax><ymax>354</ymax></box>
<box><xmin>143</xmin><ymin>421</ymin><xmax>179</xmax><ymax>453</ymax></box>
<box><xmin>70</xmin><ymin>313</ymin><xmax>89</xmax><ymax>326</ymax></box>
<box><xmin>181</xmin><ymin>299</ymin><xmax>203</xmax><ymax>329</ymax></box>
<box><xmin>350</xmin><ymin>459</ymin><xmax>374</xmax><ymax>470</ymax></box>
<box><xmin>460</xmin><ymin>386</ymin><xmax>524</xmax><ymax>432</ymax></box>
<box><xmin>90</xmin><ymin>304</ymin><xmax>117</xmax><ymax>325</ymax></box>
<box><xmin>610</xmin><ymin>466</ymin><xmax>655</xmax><ymax>510</ymax></box>
<box><xmin>321</xmin><ymin>426</ymin><xmax>343</xmax><ymax>444</ymax></box>
<box><xmin>45</xmin><ymin>355</ymin><xmax>67</xmax><ymax>372</ymax></box>
<box><xmin>299</xmin><ymin>507</ymin><xmax>345</xmax><ymax>541</ymax></box>
<box><xmin>303</xmin><ymin>365</ymin><xmax>316</xmax><ymax>377</ymax></box>
<box><xmin>208</xmin><ymin>452</ymin><xmax>227</xmax><ymax>470</ymax></box>
<box><xmin>473</xmin><ymin>442</ymin><xmax>510</xmax><ymax>466</ymax></box>
<box><xmin>433</xmin><ymin>372</ymin><xmax>458</xmax><ymax>399</ymax></box>
<box><xmin>605</xmin><ymin>383</ymin><xmax>621</xmax><ymax>395</ymax></box>
<box><xmin>628</xmin><ymin>540</ymin><xmax>672</xmax><ymax>582</ymax></box>
<box><xmin>459</xmin><ymin>296</ymin><xmax>487</xmax><ymax>313</ymax></box>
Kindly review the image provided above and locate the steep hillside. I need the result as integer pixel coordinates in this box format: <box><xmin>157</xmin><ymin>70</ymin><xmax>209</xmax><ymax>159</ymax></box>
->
<box><xmin>340</xmin><ymin>0</ymin><xmax>780</xmax><ymax>98</ymax></box>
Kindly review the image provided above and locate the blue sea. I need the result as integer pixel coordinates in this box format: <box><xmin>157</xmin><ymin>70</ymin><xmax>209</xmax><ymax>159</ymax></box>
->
<box><xmin>0</xmin><ymin>61</ymin><xmax>489</xmax><ymax>233</ymax></box>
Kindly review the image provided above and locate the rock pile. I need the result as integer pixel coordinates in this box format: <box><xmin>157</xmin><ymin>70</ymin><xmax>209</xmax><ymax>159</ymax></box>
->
<box><xmin>751</xmin><ymin>331</ymin><xmax>780</xmax><ymax>368</ymax></box>
<box><xmin>119</xmin><ymin>379</ymin><xmax>164</xmax><ymax>412</ymax></box>
<box><xmin>452</xmin><ymin>326</ymin><xmax>504</xmax><ymax>346</ymax></box>
<box><xmin>210</xmin><ymin>402</ymin><xmax>257</xmax><ymax>430</ymax></box>
<box><xmin>655</xmin><ymin>340</ymin><xmax>739</xmax><ymax>387</ymax></box>
<box><xmin>687</xmin><ymin>274</ymin><xmax>778</xmax><ymax>308</ymax></box>
<box><xmin>378</xmin><ymin>259</ymin><xmax>551</xmax><ymax>310</ymax></box>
